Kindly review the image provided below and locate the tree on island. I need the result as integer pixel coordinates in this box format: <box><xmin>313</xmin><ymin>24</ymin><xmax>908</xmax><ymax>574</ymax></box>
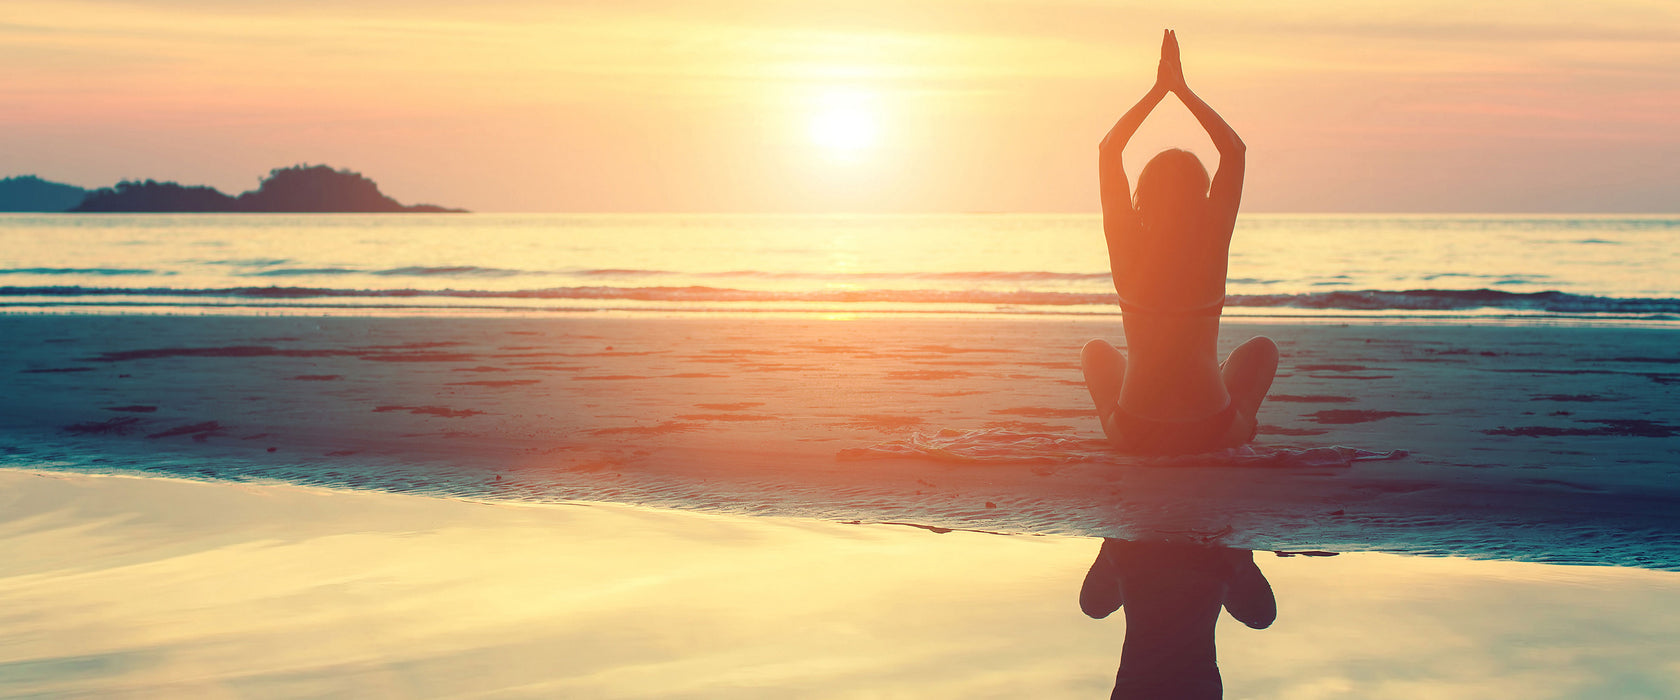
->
<box><xmin>67</xmin><ymin>164</ymin><xmax>464</xmax><ymax>213</ymax></box>
<box><xmin>0</xmin><ymin>175</ymin><xmax>89</xmax><ymax>212</ymax></box>
<box><xmin>73</xmin><ymin>180</ymin><xmax>237</xmax><ymax>212</ymax></box>
<box><xmin>236</xmin><ymin>165</ymin><xmax>459</xmax><ymax>212</ymax></box>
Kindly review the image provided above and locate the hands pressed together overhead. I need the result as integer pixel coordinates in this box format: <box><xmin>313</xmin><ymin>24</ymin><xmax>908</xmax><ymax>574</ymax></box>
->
<box><xmin>1156</xmin><ymin>29</ymin><xmax>1186</xmax><ymax>94</ymax></box>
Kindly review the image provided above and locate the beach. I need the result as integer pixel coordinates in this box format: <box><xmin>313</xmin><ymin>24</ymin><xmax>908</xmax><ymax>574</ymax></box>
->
<box><xmin>3</xmin><ymin>313</ymin><xmax>1676</xmax><ymax>568</ymax></box>
<box><xmin>2</xmin><ymin>213</ymin><xmax>1678</xmax><ymax>696</ymax></box>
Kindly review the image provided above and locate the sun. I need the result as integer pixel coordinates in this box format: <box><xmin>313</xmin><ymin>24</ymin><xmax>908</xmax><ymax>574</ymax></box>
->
<box><xmin>809</xmin><ymin>89</ymin><xmax>878</xmax><ymax>158</ymax></box>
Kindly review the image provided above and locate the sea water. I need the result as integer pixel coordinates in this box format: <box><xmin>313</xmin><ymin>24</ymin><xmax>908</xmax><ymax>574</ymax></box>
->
<box><xmin>1</xmin><ymin>213</ymin><xmax>1676</xmax><ymax>319</ymax></box>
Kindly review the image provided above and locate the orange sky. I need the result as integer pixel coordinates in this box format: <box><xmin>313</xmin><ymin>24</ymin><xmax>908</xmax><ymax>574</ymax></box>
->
<box><xmin>4</xmin><ymin>1</ymin><xmax>1677</xmax><ymax>212</ymax></box>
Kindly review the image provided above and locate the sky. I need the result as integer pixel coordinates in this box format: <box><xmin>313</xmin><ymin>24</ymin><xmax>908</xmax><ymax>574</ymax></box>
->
<box><xmin>3</xmin><ymin>0</ymin><xmax>1678</xmax><ymax>212</ymax></box>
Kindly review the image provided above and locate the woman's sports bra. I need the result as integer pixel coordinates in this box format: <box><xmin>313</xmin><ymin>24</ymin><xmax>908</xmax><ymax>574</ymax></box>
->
<box><xmin>1117</xmin><ymin>295</ymin><xmax>1225</xmax><ymax>316</ymax></box>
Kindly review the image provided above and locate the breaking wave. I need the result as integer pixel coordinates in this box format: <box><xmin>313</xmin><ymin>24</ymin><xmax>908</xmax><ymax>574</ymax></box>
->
<box><xmin>1</xmin><ymin>285</ymin><xmax>1677</xmax><ymax>316</ymax></box>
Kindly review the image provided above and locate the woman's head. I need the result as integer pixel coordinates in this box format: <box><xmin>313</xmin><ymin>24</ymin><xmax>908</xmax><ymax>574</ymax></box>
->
<box><xmin>1133</xmin><ymin>148</ymin><xmax>1210</xmax><ymax>228</ymax></box>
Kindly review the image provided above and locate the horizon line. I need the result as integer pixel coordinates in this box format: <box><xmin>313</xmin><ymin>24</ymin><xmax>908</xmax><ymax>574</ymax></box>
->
<box><xmin>7</xmin><ymin>210</ymin><xmax>1679</xmax><ymax>217</ymax></box>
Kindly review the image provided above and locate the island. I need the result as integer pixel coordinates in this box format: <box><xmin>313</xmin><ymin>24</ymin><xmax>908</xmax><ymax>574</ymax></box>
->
<box><xmin>1</xmin><ymin>165</ymin><xmax>465</xmax><ymax>213</ymax></box>
<box><xmin>0</xmin><ymin>176</ymin><xmax>89</xmax><ymax>212</ymax></box>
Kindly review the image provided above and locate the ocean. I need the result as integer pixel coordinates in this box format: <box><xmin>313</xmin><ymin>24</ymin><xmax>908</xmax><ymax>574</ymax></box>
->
<box><xmin>2</xmin><ymin>213</ymin><xmax>1677</xmax><ymax>320</ymax></box>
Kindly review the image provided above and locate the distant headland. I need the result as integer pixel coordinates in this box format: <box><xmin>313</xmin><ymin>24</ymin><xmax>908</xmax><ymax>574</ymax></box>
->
<box><xmin>0</xmin><ymin>176</ymin><xmax>88</xmax><ymax>212</ymax></box>
<box><xmin>0</xmin><ymin>165</ymin><xmax>465</xmax><ymax>213</ymax></box>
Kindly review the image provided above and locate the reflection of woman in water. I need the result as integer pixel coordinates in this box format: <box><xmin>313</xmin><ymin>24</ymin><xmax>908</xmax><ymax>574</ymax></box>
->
<box><xmin>1083</xmin><ymin>30</ymin><xmax>1278</xmax><ymax>454</ymax></box>
<box><xmin>1081</xmin><ymin>539</ymin><xmax>1275</xmax><ymax>699</ymax></box>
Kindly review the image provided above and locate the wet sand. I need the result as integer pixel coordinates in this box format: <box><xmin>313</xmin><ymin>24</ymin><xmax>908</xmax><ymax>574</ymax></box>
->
<box><xmin>0</xmin><ymin>314</ymin><xmax>1677</xmax><ymax>567</ymax></box>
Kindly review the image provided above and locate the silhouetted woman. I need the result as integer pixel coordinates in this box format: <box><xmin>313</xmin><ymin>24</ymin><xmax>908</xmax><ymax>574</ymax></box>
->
<box><xmin>1083</xmin><ymin>30</ymin><xmax>1278</xmax><ymax>454</ymax></box>
<box><xmin>1081</xmin><ymin>539</ymin><xmax>1276</xmax><ymax>699</ymax></box>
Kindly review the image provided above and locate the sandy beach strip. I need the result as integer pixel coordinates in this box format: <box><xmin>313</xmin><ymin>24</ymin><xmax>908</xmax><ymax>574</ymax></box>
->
<box><xmin>0</xmin><ymin>313</ymin><xmax>1676</xmax><ymax>567</ymax></box>
<box><xmin>3</xmin><ymin>468</ymin><xmax>1679</xmax><ymax>698</ymax></box>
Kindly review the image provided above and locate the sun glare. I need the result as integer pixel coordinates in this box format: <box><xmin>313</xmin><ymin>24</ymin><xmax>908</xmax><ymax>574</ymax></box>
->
<box><xmin>809</xmin><ymin>89</ymin><xmax>878</xmax><ymax>158</ymax></box>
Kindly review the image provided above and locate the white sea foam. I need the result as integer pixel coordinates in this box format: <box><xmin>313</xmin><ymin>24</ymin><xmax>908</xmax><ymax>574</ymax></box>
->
<box><xmin>1</xmin><ymin>213</ymin><xmax>1676</xmax><ymax>318</ymax></box>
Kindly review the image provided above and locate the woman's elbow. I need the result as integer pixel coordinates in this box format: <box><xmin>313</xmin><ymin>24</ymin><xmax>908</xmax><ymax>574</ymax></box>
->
<box><xmin>1241</xmin><ymin>606</ymin><xmax>1276</xmax><ymax>629</ymax></box>
<box><xmin>1081</xmin><ymin>594</ymin><xmax>1121</xmax><ymax>619</ymax></box>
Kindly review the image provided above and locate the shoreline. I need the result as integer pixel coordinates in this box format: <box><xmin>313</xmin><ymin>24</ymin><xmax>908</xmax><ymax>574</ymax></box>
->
<box><xmin>2</xmin><ymin>313</ymin><xmax>1676</xmax><ymax>568</ymax></box>
<box><xmin>2</xmin><ymin>305</ymin><xmax>1676</xmax><ymax>327</ymax></box>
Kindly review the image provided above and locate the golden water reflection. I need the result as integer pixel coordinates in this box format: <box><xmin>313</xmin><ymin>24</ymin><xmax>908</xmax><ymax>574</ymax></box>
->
<box><xmin>1</xmin><ymin>470</ymin><xmax>1676</xmax><ymax>698</ymax></box>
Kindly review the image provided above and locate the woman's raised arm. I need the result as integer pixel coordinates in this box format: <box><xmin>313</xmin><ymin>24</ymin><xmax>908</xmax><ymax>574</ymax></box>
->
<box><xmin>1169</xmin><ymin>31</ymin><xmax>1246</xmax><ymax>227</ymax></box>
<box><xmin>1098</xmin><ymin>30</ymin><xmax>1176</xmax><ymax>233</ymax></box>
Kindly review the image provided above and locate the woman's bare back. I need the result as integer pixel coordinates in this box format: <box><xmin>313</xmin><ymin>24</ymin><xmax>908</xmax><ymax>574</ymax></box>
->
<box><xmin>1083</xmin><ymin>30</ymin><xmax>1278</xmax><ymax>453</ymax></box>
